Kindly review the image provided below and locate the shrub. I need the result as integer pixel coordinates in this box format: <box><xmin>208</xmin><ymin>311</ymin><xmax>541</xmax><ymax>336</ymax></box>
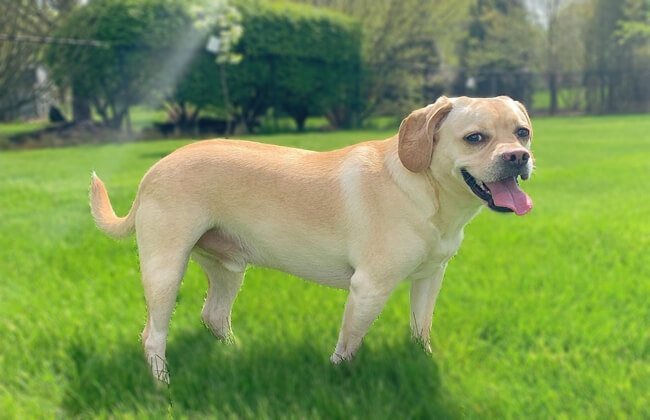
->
<box><xmin>172</xmin><ymin>0</ymin><xmax>362</xmax><ymax>132</ymax></box>
<box><xmin>237</xmin><ymin>1</ymin><xmax>362</xmax><ymax>130</ymax></box>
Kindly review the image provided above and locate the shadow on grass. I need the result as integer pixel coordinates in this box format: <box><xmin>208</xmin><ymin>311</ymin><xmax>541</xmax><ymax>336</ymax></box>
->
<box><xmin>61</xmin><ymin>330</ymin><xmax>462</xmax><ymax>418</ymax></box>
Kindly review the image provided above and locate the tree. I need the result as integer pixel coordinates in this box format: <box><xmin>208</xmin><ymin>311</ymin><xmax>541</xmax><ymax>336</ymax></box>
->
<box><xmin>167</xmin><ymin>1</ymin><xmax>243</xmax><ymax>132</ymax></box>
<box><xmin>44</xmin><ymin>0</ymin><xmax>195</xmax><ymax>129</ymax></box>
<box><xmin>167</xmin><ymin>49</ymin><xmax>223</xmax><ymax>130</ymax></box>
<box><xmin>0</xmin><ymin>1</ymin><xmax>54</xmax><ymax>121</ymax></box>
<box><xmin>456</xmin><ymin>0</ymin><xmax>538</xmax><ymax>106</ymax></box>
<box><xmin>614</xmin><ymin>0</ymin><xmax>650</xmax><ymax>111</ymax></box>
<box><xmin>528</xmin><ymin>0</ymin><xmax>590</xmax><ymax>113</ymax></box>
<box><xmin>533</xmin><ymin>0</ymin><xmax>566</xmax><ymax>114</ymax></box>
<box><xmin>193</xmin><ymin>1</ymin><xmax>243</xmax><ymax>134</ymax></box>
<box><xmin>290</xmin><ymin>0</ymin><xmax>471</xmax><ymax>118</ymax></box>
<box><xmin>0</xmin><ymin>1</ymin><xmax>98</xmax><ymax>122</ymax></box>
<box><xmin>582</xmin><ymin>0</ymin><xmax>650</xmax><ymax>113</ymax></box>
<box><xmin>583</xmin><ymin>0</ymin><xmax>626</xmax><ymax>112</ymax></box>
<box><xmin>616</xmin><ymin>0</ymin><xmax>650</xmax><ymax>41</ymax></box>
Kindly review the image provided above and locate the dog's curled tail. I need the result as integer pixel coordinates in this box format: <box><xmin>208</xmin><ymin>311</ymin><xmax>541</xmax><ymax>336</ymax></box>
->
<box><xmin>90</xmin><ymin>172</ymin><xmax>138</xmax><ymax>239</ymax></box>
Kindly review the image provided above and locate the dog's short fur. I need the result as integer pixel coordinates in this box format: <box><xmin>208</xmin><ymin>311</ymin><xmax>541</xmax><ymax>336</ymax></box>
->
<box><xmin>90</xmin><ymin>96</ymin><xmax>534</xmax><ymax>383</ymax></box>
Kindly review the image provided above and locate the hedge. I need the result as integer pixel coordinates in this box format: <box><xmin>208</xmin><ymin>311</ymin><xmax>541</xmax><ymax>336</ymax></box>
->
<box><xmin>174</xmin><ymin>0</ymin><xmax>363</xmax><ymax>131</ymax></box>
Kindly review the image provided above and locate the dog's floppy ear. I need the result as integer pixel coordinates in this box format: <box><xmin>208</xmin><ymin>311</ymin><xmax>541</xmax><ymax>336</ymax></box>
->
<box><xmin>398</xmin><ymin>96</ymin><xmax>453</xmax><ymax>172</ymax></box>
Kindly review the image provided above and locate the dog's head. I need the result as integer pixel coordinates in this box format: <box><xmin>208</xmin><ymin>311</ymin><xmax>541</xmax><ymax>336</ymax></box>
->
<box><xmin>398</xmin><ymin>96</ymin><xmax>534</xmax><ymax>215</ymax></box>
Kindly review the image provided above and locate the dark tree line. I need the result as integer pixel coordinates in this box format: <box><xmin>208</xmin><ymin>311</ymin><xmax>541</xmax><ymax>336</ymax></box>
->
<box><xmin>2</xmin><ymin>0</ymin><xmax>648</xmax><ymax>128</ymax></box>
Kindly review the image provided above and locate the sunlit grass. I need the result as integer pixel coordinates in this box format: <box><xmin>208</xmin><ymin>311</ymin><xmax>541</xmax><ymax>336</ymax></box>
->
<box><xmin>532</xmin><ymin>87</ymin><xmax>586</xmax><ymax>113</ymax></box>
<box><xmin>0</xmin><ymin>120</ymin><xmax>50</xmax><ymax>138</ymax></box>
<box><xmin>0</xmin><ymin>114</ymin><xmax>649</xmax><ymax>418</ymax></box>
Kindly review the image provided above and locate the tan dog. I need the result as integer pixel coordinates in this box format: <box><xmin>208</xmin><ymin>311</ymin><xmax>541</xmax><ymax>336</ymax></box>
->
<box><xmin>90</xmin><ymin>96</ymin><xmax>534</xmax><ymax>383</ymax></box>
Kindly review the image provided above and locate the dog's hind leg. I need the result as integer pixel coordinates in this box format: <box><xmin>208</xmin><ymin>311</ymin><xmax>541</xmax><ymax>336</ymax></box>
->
<box><xmin>192</xmin><ymin>251</ymin><xmax>245</xmax><ymax>343</ymax></box>
<box><xmin>138</xmin><ymin>213</ymin><xmax>204</xmax><ymax>383</ymax></box>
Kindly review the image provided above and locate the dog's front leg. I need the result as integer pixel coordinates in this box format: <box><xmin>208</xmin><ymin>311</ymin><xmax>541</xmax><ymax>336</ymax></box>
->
<box><xmin>330</xmin><ymin>270</ymin><xmax>396</xmax><ymax>363</ymax></box>
<box><xmin>410</xmin><ymin>263</ymin><xmax>447</xmax><ymax>353</ymax></box>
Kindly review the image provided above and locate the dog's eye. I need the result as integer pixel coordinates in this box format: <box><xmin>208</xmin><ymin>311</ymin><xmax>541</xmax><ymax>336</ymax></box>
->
<box><xmin>464</xmin><ymin>133</ymin><xmax>485</xmax><ymax>143</ymax></box>
<box><xmin>516</xmin><ymin>128</ymin><xmax>530</xmax><ymax>138</ymax></box>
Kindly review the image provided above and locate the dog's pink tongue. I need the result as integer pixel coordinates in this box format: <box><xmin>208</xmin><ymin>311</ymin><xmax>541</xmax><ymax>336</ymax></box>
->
<box><xmin>485</xmin><ymin>178</ymin><xmax>533</xmax><ymax>215</ymax></box>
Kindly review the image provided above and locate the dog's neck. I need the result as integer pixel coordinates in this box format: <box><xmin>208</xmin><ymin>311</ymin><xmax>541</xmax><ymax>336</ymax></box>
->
<box><xmin>429</xmin><ymin>171</ymin><xmax>483</xmax><ymax>236</ymax></box>
<box><xmin>384</xmin><ymin>140</ymin><xmax>482</xmax><ymax>237</ymax></box>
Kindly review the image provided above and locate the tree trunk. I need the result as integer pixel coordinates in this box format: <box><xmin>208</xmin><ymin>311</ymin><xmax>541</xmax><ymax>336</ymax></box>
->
<box><xmin>295</xmin><ymin>114</ymin><xmax>307</xmax><ymax>132</ymax></box>
<box><xmin>548</xmin><ymin>72</ymin><xmax>558</xmax><ymax>115</ymax></box>
<box><xmin>220</xmin><ymin>63</ymin><xmax>232</xmax><ymax>136</ymax></box>
<box><xmin>71</xmin><ymin>88</ymin><xmax>91</xmax><ymax>122</ymax></box>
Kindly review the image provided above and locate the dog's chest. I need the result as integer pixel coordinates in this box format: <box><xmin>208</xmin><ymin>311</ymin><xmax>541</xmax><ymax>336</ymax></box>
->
<box><xmin>409</xmin><ymin>232</ymin><xmax>463</xmax><ymax>280</ymax></box>
<box><xmin>427</xmin><ymin>229</ymin><xmax>464</xmax><ymax>265</ymax></box>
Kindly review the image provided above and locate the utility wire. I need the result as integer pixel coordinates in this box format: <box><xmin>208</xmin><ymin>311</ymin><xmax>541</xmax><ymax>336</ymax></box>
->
<box><xmin>0</xmin><ymin>33</ymin><xmax>109</xmax><ymax>48</ymax></box>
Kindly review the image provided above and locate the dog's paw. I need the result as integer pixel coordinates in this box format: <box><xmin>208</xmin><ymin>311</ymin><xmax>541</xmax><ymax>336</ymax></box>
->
<box><xmin>149</xmin><ymin>355</ymin><xmax>170</xmax><ymax>384</ymax></box>
<box><xmin>411</xmin><ymin>331</ymin><xmax>433</xmax><ymax>354</ymax></box>
<box><xmin>330</xmin><ymin>352</ymin><xmax>343</xmax><ymax>364</ymax></box>
<box><xmin>218</xmin><ymin>331</ymin><xmax>238</xmax><ymax>346</ymax></box>
<box><xmin>330</xmin><ymin>351</ymin><xmax>353</xmax><ymax>364</ymax></box>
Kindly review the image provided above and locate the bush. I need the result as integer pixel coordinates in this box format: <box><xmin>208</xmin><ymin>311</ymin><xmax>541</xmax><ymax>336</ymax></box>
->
<box><xmin>237</xmin><ymin>1</ymin><xmax>362</xmax><ymax>130</ymax></box>
<box><xmin>172</xmin><ymin>0</ymin><xmax>362</xmax><ymax>132</ymax></box>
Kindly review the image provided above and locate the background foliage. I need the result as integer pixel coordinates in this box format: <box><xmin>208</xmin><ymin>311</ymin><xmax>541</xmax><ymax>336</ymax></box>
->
<box><xmin>584</xmin><ymin>0</ymin><xmax>650</xmax><ymax>113</ymax></box>
<box><xmin>2</xmin><ymin>0</ymin><xmax>649</xmax><ymax>132</ymax></box>
<box><xmin>171</xmin><ymin>0</ymin><xmax>362</xmax><ymax>131</ymax></box>
<box><xmin>44</xmin><ymin>0</ymin><xmax>194</xmax><ymax>129</ymax></box>
<box><xmin>231</xmin><ymin>1</ymin><xmax>362</xmax><ymax>130</ymax></box>
<box><xmin>454</xmin><ymin>0</ymin><xmax>537</xmax><ymax>104</ymax></box>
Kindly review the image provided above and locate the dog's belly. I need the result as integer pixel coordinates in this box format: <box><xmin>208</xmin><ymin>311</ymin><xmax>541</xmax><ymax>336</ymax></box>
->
<box><xmin>247</xmin><ymin>236</ymin><xmax>355</xmax><ymax>288</ymax></box>
<box><xmin>196</xmin><ymin>228</ymin><xmax>354</xmax><ymax>289</ymax></box>
<box><xmin>258</xmin><ymin>257</ymin><xmax>354</xmax><ymax>289</ymax></box>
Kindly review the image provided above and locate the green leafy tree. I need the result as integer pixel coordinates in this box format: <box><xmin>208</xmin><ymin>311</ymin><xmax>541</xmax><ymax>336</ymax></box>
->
<box><xmin>616</xmin><ymin>0</ymin><xmax>650</xmax><ymax>41</ymax></box>
<box><xmin>290</xmin><ymin>0</ymin><xmax>471</xmax><ymax>119</ymax></box>
<box><xmin>194</xmin><ymin>1</ymin><xmax>243</xmax><ymax>133</ymax></box>
<box><xmin>583</xmin><ymin>0</ymin><xmax>626</xmax><ymax>112</ymax></box>
<box><xmin>456</xmin><ymin>0</ymin><xmax>537</xmax><ymax>105</ymax></box>
<box><xmin>167</xmin><ymin>51</ymin><xmax>223</xmax><ymax>129</ymax></box>
<box><xmin>44</xmin><ymin>0</ymin><xmax>194</xmax><ymax>129</ymax></box>
<box><xmin>613</xmin><ymin>0</ymin><xmax>650</xmax><ymax>110</ymax></box>
<box><xmin>528</xmin><ymin>0</ymin><xmax>590</xmax><ymax>113</ymax></box>
<box><xmin>0</xmin><ymin>0</ymin><xmax>72</xmax><ymax>121</ymax></box>
<box><xmin>168</xmin><ymin>1</ymin><xmax>243</xmax><ymax>132</ymax></box>
<box><xmin>582</xmin><ymin>0</ymin><xmax>650</xmax><ymax>112</ymax></box>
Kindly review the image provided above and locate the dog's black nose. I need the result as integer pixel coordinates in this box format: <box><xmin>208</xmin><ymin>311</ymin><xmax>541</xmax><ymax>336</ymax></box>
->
<box><xmin>502</xmin><ymin>150</ymin><xmax>530</xmax><ymax>167</ymax></box>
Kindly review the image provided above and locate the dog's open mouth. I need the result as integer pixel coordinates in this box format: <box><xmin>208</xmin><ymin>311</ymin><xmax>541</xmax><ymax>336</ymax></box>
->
<box><xmin>461</xmin><ymin>169</ymin><xmax>532</xmax><ymax>215</ymax></box>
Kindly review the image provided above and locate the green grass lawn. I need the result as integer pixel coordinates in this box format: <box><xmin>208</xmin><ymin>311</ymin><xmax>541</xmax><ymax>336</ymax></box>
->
<box><xmin>532</xmin><ymin>88</ymin><xmax>586</xmax><ymax>113</ymax></box>
<box><xmin>1</xmin><ymin>115</ymin><xmax>649</xmax><ymax>418</ymax></box>
<box><xmin>0</xmin><ymin>120</ymin><xmax>50</xmax><ymax>140</ymax></box>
